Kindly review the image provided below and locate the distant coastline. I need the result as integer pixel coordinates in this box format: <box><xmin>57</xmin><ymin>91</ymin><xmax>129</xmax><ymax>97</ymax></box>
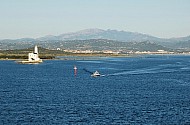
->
<box><xmin>0</xmin><ymin>53</ymin><xmax>129</xmax><ymax>60</ymax></box>
<box><xmin>0</xmin><ymin>53</ymin><xmax>190</xmax><ymax>61</ymax></box>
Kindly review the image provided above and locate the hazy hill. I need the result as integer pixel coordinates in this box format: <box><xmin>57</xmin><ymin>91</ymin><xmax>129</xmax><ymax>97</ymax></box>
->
<box><xmin>0</xmin><ymin>29</ymin><xmax>190</xmax><ymax>51</ymax></box>
<box><xmin>37</xmin><ymin>28</ymin><xmax>190</xmax><ymax>50</ymax></box>
<box><xmin>0</xmin><ymin>39</ymin><xmax>169</xmax><ymax>52</ymax></box>
<box><xmin>170</xmin><ymin>35</ymin><xmax>190</xmax><ymax>41</ymax></box>
<box><xmin>37</xmin><ymin>28</ymin><xmax>162</xmax><ymax>42</ymax></box>
<box><xmin>40</xmin><ymin>39</ymin><xmax>170</xmax><ymax>52</ymax></box>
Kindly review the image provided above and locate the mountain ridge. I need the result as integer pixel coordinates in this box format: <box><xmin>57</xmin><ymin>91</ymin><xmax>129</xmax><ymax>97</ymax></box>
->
<box><xmin>1</xmin><ymin>28</ymin><xmax>190</xmax><ymax>42</ymax></box>
<box><xmin>0</xmin><ymin>28</ymin><xmax>190</xmax><ymax>51</ymax></box>
<box><xmin>36</xmin><ymin>28</ymin><xmax>190</xmax><ymax>50</ymax></box>
<box><xmin>37</xmin><ymin>28</ymin><xmax>164</xmax><ymax>42</ymax></box>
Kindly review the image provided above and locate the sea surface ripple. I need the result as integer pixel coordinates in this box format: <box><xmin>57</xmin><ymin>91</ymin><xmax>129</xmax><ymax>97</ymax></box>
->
<box><xmin>0</xmin><ymin>55</ymin><xmax>190</xmax><ymax>124</ymax></box>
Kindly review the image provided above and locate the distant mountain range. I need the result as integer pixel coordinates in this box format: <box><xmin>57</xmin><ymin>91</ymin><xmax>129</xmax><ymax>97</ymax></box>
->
<box><xmin>0</xmin><ymin>28</ymin><xmax>190</xmax><ymax>51</ymax></box>
<box><xmin>37</xmin><ymin>28</ymin><xmax>163</xmax><ymax>42</ymax></box>
<box><xmin>38</xmin><ymin>28</ymin><xmax>190</xmax><ymax>50</ymax></box>
<box><xmin>37</xmin><ymin>28</ymin><xmax>190</xmax><ymax>42</ymax></box>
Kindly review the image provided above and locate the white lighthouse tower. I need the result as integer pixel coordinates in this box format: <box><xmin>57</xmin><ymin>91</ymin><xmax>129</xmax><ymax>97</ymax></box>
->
<box><xmin>34</xmin><ymin>45</ymin><xmax>38</xmax><ymax>54</ymax></box>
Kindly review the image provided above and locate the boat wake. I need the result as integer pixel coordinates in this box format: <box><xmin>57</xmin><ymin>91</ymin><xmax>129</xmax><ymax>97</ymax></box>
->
<box><xmin>106</xmin><ymin>67</ymin><xmax>188</xmax><ymax>76</ymax></box>
<box><xmin>83</xmin><ymin>62</ymin><xmax>190</xmax><ymax>77</ymax></box>
<box><xmin>83</xmin><ymin>68</ymin><xmax>94</xmax><ymax>74</ymax></box>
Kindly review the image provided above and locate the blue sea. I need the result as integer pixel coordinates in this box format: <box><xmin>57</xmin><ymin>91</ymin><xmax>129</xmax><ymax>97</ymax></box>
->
<box><xmin>0</xmin><ymin>55</ymin><xmax>190</xmax><ymax>124</ymax></box>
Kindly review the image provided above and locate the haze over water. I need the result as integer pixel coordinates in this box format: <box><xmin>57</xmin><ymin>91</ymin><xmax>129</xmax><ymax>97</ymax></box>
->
<box><xmin>0</xmin><ymin>55</ymin><xmax>190</xmax><ymax>124</ymax></box>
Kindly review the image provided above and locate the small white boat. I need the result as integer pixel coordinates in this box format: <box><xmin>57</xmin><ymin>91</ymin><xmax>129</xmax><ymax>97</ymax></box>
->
<box><xmin>91</xmin><ymin>71</ymin><xmax>101</xmax><ymax>77</ymax></box>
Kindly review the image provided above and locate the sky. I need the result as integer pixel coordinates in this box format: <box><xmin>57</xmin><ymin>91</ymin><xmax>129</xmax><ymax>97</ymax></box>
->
<box><xmin>0</xmin><ymin>0</ymin><xmax>190</xmax><ymax>39</ymax></box>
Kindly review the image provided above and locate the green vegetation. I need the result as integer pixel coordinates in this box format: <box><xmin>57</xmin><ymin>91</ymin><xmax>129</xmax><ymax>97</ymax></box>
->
<box><xmin>0</xmin><ymin>55</ymin><xmax>28</xmax><ymax>60</ymax></box>
<box><xmin>0</xmin><ymin>47</ymin><xmax>59</xmax><ymax>59</ymax></box>
<box><xmin>0</xmin><ymin>47</ymin><xmax>128</xmax><ymax>60</ymax></box>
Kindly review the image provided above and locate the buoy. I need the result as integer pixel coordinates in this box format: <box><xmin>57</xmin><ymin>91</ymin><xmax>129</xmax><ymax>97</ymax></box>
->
<box><xmin>74</xmin><ymin>65</ymin><xmax>77</xmax><ymax>76</ymax></box>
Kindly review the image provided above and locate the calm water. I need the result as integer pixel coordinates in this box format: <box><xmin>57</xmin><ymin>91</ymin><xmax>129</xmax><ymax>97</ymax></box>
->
<box><xmin>0</xmin><ymin>55</ymin><xmax>190</xmax><ymax>124</ymax></box>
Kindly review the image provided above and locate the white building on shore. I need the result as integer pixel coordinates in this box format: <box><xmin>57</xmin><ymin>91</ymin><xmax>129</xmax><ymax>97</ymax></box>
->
<box><xmin>17</xmin><ymin>45</ymin><xmax>42</xmax><ymax>64</ymax></box>
<box><xmin>28</xmin><ymin>45</ymin><xmax>42</xmax><ymax>62</ymax></box>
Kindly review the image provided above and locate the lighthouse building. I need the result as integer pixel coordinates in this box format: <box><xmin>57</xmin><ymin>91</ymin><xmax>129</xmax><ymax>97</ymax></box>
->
<box><xmin>17</xmin><ymin>45</ymin><xmax>42</xmax><ymax>64</ymax></box>
<box><xmin>28</xmin><ymin>46</ymin><xmax>41</xmax><ymax>62</ymax></box>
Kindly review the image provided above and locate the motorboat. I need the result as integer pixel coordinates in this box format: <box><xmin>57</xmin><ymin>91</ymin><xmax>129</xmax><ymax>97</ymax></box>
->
<box><xmin>91</xmin><ymin>71</ymin><xmax>101</xmax><ymax>77</ymax></box>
